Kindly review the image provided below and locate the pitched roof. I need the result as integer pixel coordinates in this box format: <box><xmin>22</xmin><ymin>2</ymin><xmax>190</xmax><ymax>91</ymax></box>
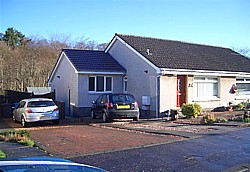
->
<box><xmin>116</xmin><ymin>34</ymin><xmax>250</xmax><ymax>73</ymax></box>
<box><xmin>63</xmin><ymin>49</ymin><xmax>126</xmax><ymax>73</ymax></box>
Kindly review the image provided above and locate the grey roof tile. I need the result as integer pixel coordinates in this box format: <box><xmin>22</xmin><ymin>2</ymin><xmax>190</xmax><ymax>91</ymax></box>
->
<box><xmin>63</xmin><ymin>49</ymin><xmax>126</xmax><ymax>73</ymax></box>
<box><xmin>117</xmin><ymin>34</ymin><xmax>250</xmax><ymax>73</ymax></box>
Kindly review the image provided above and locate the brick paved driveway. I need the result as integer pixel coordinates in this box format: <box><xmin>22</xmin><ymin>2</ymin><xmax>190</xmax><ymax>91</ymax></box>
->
<box><xmin>4</xmin><ymin>117</ymin><xmax>183</xmax><ymax>158</ymax></box>
<box><xmin>29</xmin><ymin>124</ymin><xmax>182</xmax><ymax>158</ymax></box>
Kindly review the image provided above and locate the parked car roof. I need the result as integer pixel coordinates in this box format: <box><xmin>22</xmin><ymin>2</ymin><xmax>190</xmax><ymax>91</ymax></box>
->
<box><xmin>21</xmin><ymin>98</ymin><xmax>54</xmax><ymax>102</ymax></box>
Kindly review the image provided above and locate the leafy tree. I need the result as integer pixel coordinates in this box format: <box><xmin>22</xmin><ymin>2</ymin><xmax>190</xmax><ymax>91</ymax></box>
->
<box><xmin>1</xmin><ymin>27</ymin><xmax>30</xmax><ymax>49</ymax></box>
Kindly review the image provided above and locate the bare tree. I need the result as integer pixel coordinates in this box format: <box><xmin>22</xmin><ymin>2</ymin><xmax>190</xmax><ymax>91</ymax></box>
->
<box><xmin>231</xmin><ymin>46</ymin><xmax>250</xmax><ymax>58</ymax></box>
<box><xmin>0</xmin><ymin>29</ymin><xmax>109</xmax><ymax>94</ymax></box>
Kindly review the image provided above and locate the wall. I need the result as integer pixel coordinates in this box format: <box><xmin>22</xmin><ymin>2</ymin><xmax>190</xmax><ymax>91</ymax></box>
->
<box><xmin>50</xmin><ymin>54</ymin><xmax>78</xmax><ymax>116</ymax></box>
<box><xmin>187</xmin><ymin>76</ymin><xmax>236</xmax><ymax>109</ymax></box>
<box><xmin>75</xmin><ymin>74</ymin><xmax>123</xmax><ymax>116</ymax></box>
<box><xmin>108</xmin><ymin>39</ymin><xmax>159</xmax><ymax>117</ymax></box>
<box><xmin>159</xmin><ymin>75</ymin><xmax>177</xmax><ymax>113</ymax></box>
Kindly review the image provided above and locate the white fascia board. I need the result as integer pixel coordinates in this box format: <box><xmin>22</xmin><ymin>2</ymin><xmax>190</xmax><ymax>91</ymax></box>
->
<box><xmin>106</xmin><ymin>35</ymin><xmax>161</xmax><ymax>74</ymax></box>
<box><xmin>160</xmin><ymin>68</ymin><xmax>250</xmax><ymax>77</ymax></box>
<box><xmin>105</xmin><ymin>35</ymin><xmax>116</xmax><ymax>53</ymax></box>
<box><xmin>78</xmin><ymin>71</ymin><xmax>125</xmax><ymax>75</ymax></box>
<box><xmin>48</xmin><ymin>52</ymin><xmax>78</xmax><ymax>84</ymax></box>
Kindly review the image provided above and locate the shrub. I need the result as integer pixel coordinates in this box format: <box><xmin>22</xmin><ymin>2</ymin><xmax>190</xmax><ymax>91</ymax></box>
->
<box><xmin>201</xmin><ymin>113</ymin><xmax>216</xmax><ymax>124</ymax></box>
<box><xmin>18</xmin><ymin>139</ymin><xmax>35</xmax><ymax>147</ymax></box>
<box><xmin>201</xmin><ymin>113</ymin><xmax>228</xmax><ymax>124</ymax></box>
<box><xmin>0</xmin><ymin>130</ymin><xmax>34</xmax><ymax>147</ymax></box>
<box><xmin>0</xmin><ymin>150</ymin><xmax>6</xmax><ymax>158</ymax></box>
<box><xmin>243</xmin><ymin>117</ymin><xmax>250</xmax><ymax>123</ymax></box>
<box><xmin>181</xmin><ymin>103</ymin><xmax>202</xmax><ymax>118</ymax></box>
<box><xmin>215</xmin><ymin>117</ymin><xmax>228</xmax><ymax>123</ymax></box>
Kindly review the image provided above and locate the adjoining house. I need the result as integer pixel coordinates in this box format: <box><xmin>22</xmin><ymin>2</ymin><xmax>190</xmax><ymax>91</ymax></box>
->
<box><xmin>48</xmin><ymin>34</ymin><xmax>250</xmax><ymax>117</ymax></box>
<box><xmin>48</xmin><ymin>49</ymin><xmax>126</xmax><ymax>116</ymax></box>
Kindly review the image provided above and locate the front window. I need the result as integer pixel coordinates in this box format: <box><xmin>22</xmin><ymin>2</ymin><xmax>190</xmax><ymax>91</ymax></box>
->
<box><xmin>194</xmin><ymin>77</ymin><xmax>218</xmax><ymax>99</ymax></box>
<box><xmin>236</xmin><ymin>78</ymin><xmax>250</xmax><ymax>97</ymax></box>
<box><xmin>88</xmin><ymin>76</ymin><xmax>113</xmax><ymax>93</ymax></box>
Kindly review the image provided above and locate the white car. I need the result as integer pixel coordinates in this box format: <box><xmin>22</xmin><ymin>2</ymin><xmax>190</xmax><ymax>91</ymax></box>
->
<box><xmin>0</xmin><ymin>156</ymin><xmax>107</xmax><ymax>171</ymax></box>
<box><xmin>13</xmin><ymin>98</ymin><xmax>60</xmax><ymax>127</ymax></box>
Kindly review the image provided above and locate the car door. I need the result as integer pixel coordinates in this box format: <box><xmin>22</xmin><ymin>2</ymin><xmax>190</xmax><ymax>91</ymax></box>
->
<box><xmin>94</xmin><ymin>95</ymin><xmax>103</xmax><ymax>116</ymax></box>
<box><xmin>99</xmin><ymin>95</ymin><xmax>108</xmax><ymax>113</ymax></box>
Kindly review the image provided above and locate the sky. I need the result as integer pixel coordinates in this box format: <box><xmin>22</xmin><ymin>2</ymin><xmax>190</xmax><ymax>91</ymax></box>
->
<box><xmin>0</xmin><ymin>0</ymin><xmax>250</xmax><ymax>50</ymax></box>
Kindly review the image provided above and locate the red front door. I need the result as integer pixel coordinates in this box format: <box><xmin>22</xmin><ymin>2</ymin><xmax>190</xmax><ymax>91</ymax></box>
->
<box><xmin>177</xmin><ymin>75</ymin><xmax>186</xmax><ymax>107</ymax></box>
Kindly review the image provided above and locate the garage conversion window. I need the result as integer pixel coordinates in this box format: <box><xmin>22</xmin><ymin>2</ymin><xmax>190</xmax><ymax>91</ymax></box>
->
<box><xmin>236</xmin><ymin>78</ymin><xmax>250</xmax><ymax>98</ymax></box>
<box><xmin>193</xmin><ymin>77</ymin><xmax>218</xmax><ymax>100</ymax></box>
<box><xmin>89</xmin><ymin>76</ymin><xmax>113</xmax><ymax>93</ymax></box>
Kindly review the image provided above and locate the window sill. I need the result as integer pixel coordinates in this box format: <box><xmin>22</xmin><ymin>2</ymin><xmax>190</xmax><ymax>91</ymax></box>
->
<box><xmin>235</xmin><ymin>96</ymin><xmax>250</xmax><ymax>100</ymax></box>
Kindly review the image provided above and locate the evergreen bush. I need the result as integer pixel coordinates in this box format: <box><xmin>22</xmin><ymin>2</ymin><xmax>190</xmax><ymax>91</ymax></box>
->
<box><xmin>181</xmin><ymin>103</ymin><xmax>202</xmax><ymax>118</ymax></box>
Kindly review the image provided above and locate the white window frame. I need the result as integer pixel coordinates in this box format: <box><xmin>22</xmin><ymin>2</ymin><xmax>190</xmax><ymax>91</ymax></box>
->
<box><xmin>88</xmin><ymin>76</ymin><xmax>113</xmax><ymax>93</ymax></box>
<box><xmin>236</xmin><ymin>78</ymin><xmax>250</xmax><ymax>99</ymax></box>
<box><xmin>193</xmin><ymin>76</ymin><xmax>219</xmax><ymax>101</ymax></box>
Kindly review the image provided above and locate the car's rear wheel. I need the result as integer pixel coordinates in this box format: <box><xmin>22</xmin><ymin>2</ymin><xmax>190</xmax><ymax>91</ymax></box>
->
<box><xmin>91</xmin><ymin>111</ymin><xmax>96</xmax><ymax>119</ymax></box>
<box><xmin>102</xmin><ymin>112</ymin><xmax>110</xmax><ymax>123</ymax></box>
<box><xmin>133</xmin><ymin>116</ymin><xmax>139</xmax><ymax>121</ymax></box>
<box><xmin>21</xmin><ymin>116</ymin><xmax>28</xmax><ymax>127</ymax></box>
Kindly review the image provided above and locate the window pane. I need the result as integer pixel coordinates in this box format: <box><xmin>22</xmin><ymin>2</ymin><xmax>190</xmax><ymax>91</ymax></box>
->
<box><xmin>194</xmin><ymin>77</ymin><xmax>205</xmax><ymax>81</ymax></box>
<box><xmin>106</xmin><ymin>77</ymin><xmax>112</xmax><ymax>91</ymax></box>
<box><xmin>236</xmin><ymin>83</ymin><xmax>250</xmax><ymax>96</ymax></box>
<box><xmin>194</xmin><ymin>77</ymin><xmax>218</xmax><ymax>98</ymax></box>
<box><xmin>89</xmin><ymin>77</ymin><xmax>95</xmax><ymax>91</ymax></box>
<box><xmin>97</xmin><ymin>76</ymin><xmax>104</xmax><ymax>92</ymax></box>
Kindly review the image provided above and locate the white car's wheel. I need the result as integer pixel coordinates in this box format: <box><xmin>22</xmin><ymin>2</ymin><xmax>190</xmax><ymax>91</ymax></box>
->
<box><xmin>12</xmin><ymin>115</ymin><xmax>17</xmax><ymax>123</ymax></box>
<box><xmin>21</xmin><ymin>116</ymin><xmax>28</xmax><ymax>127</ymax></box>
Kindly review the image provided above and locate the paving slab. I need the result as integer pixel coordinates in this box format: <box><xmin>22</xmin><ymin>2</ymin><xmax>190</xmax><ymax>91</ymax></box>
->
<box><xmin>0</xmin><ymin>141</ymin><xmax>49</xmax><ymax>158</ymax></box>
<box><xmin>99</xmin><ymin>123</ymin><xmax>200</xmax><ymax>138</ymax></box>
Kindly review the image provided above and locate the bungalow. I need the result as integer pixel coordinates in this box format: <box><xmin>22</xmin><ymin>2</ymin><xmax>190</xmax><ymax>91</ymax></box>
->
<box><xmin>48</xmin><ymin>49</ymin><xmax>126</xmax><ymax>116</ymax></box>
<box><xmin>48</xmin><ymin>34</ymin><xmax>250</xmax><ymax>117</ymax></box>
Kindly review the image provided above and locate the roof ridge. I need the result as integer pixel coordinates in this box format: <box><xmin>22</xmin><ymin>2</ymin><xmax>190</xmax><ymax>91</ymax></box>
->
<box><xmin>116</xmin><ymin>33</ymin><xmax>231</xmax><ymax>50</ymax></box>
<box><xmin>62</xmin><ymin>48</ymin><xmax>105</xmax><ymax>52</ymax></box>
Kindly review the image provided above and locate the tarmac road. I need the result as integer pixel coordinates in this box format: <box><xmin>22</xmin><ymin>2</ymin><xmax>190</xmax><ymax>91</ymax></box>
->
<box><xmin>70</xmin><ymin>127</ymin><xmax>250</xmax><ymax>172</ymax></box>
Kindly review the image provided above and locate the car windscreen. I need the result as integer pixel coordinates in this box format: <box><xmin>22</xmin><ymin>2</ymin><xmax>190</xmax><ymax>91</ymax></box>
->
<box><xmin>112</xmin><ymin>94</ymin><xmax>135</xmax><ymax>103</ymax></box>
<box><xmin>27</xmin><ymin>101</ymin><xmax>56</xmax><ymax>107</ymax></box>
